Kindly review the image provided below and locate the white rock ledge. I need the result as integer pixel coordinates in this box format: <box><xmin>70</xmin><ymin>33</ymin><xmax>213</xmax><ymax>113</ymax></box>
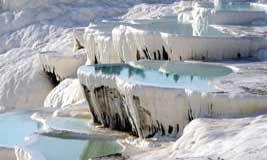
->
<box><xmin>78</xmin><ymin>61</ymin><xmax>267</xmax><ymax>138</ymax></box>
<box><xmin>39</xmin><ymin>51</ymin><xmax>86</xmax><ymax>83</ymax></box>
<box><xmin>82</xmin><ymin>23</ymin><xmax>267</xmax><ymax>64</ymax></box>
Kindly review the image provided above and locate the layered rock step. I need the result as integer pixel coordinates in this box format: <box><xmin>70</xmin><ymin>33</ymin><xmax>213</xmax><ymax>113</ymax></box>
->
<box><xmin>79</xmin><ymin>15</ymin><xmax>267</xmax><ymax>65</ymax></box>
<box><xmin>78</xmin><ymin>61</ymin><xmax>267</xmax><ymax>138</ymax></box>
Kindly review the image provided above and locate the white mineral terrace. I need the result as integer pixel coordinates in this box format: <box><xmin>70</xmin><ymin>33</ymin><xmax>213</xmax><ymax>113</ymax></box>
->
<box><xmin>78</xmin><ymin>61</ymin><xmax>267</xmax><ymax>138</ymax></box>
<box><xmin>79</xmin><ymin>13</ymin><xmax>267</xmax><ymax>65</ymax></box>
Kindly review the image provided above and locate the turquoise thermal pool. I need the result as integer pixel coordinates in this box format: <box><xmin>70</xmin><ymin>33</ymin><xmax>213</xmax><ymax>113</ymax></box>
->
<box><xmin>0</xmin><ymin>111</ymin><xmax>123</xmax><ymax>160</ymax></box>
<box><xmin>79</xmin><ymin>62</ymin><xmax>232</xmax><ymax>92</ymax></box>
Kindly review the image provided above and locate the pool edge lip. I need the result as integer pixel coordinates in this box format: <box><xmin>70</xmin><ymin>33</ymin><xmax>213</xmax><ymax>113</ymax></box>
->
<box><xmin>79</xmin><ymin>60</ymin><xmax>267</xmax><ymax>98</ymax></box>
<box><xmin>78</xmin><ymin>61</ymin><xmax>233</xmax><ymax>94</ymax></box>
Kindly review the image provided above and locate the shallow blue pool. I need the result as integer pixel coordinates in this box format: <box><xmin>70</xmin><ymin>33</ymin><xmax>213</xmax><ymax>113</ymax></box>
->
<box><xmin>0</xmin><ymin>111</ymin><xmax>39</xmax><ymax>148</ymax></box>
<box><xmin>0</xmin><ymin>111</ymin><xmax>122</xmax><ymax>160</ymax></box>
<box><xmin>79</xmin><ymin>62</ymin><xmax>232</xmax><ymax>92</ymax></box>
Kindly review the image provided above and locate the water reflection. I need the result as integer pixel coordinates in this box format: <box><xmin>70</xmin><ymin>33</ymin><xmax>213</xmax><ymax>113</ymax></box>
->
<box><xmin>27</xmin><ymin>135</ymin><xmax>122</xmax><ymax>160</ymax></box>
<box><xmin>88</xmin><ymin>64</ymin><xmax>220</xmax><ymax>92</ymax></box>
<box><xmin>95</xmin><ymin>64</ymin><xmax>145</xmax><ymax>79</ymax></box>
<box><xmin>80</xmin><ymin>139</ymin><xmax>122</xmax><ymax>160</ymax></box>
<box><xmin>173</xmin><ymin>74</ymin><xmax>179</xmax><ymax>83</ymax></box>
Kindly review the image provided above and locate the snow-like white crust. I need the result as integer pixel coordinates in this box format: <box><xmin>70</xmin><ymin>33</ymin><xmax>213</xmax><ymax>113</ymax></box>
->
<box><xmin>83</xmin><ymin>23</ymin><xmax>267</xmax><ymax>64</ymax></box>
<box><xmin>132</xmin><ymin>114</ymin><xmax>267</xmax><ymax>160</ymax></box>
<box><xmin>0</xmin><ymin>48</ymin><xmax>53</xmax><ymax>111</ymax></box>
<box><xmin>82</xmin><ymin>2</ymin><xmax>267</xmax><ymax>64</ymax></box>
<box><xmin>44</xmin><ymin>78</ymin><xmax>86</xmax><ymax>108</ymax></box>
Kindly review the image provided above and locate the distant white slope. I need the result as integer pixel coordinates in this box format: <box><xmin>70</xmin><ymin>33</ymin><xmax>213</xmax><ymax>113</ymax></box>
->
<box><xmin>0</xmin><ymin>24</ymin><xmax>74</xmax><ymax>55</ymax></box>
<box><xmin>0</xmin><ymin>48</ymin><xmax>53</xmax><ymax>111</ymax></box>
<box><xmin>121</xmin><ymin>2</ymin><xmax>181</xmax><ymax>20</ymax></box>
<box><xmin>133</xmin><ymin>114</ymin><xmax>267</xmax><ymax>160</ymax></box>
<box><xmin>0</xmin><ymin>0</ymin><xmax>175</xmax><ymax>11</ymax></box>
